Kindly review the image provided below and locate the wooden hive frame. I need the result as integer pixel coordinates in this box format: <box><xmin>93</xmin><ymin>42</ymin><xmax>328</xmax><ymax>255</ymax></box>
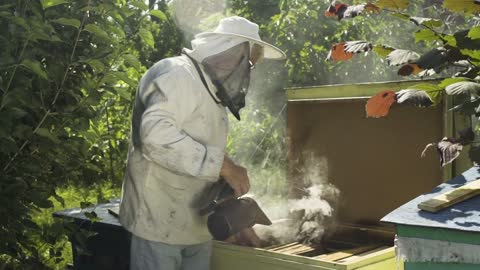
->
<box><xmin>212</xmin><ymin>224</ymin><xmax>397</xmax><ymax>270</ymax></box>
<box><xmin>212</xmin><ymin>242</ymin><xmax>396</xmax><ymax>270</ymax></box>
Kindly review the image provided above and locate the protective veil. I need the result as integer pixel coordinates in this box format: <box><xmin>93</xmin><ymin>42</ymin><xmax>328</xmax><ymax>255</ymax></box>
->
<box><xmin>183</xmin><ymin>34</ymin><xmax>256</xmax><ymax>121</ymax></box>
<box><xmin>201</xmin><ymin>42</ymin><xmax>251</xmax><ymax>120</ymax></box>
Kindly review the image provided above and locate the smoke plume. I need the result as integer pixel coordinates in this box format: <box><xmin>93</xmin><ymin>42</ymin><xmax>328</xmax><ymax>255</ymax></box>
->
<box><xmin>251</xmin><ymin>155</ymin><xmax>339</xmax><ymax>246</ymax></box>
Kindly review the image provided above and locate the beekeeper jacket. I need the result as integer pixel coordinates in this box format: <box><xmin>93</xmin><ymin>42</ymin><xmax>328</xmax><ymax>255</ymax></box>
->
<box><xmin>119</xmin><ymin>35</ymin><xmax>248</xmax><ymax>245</ymax></box>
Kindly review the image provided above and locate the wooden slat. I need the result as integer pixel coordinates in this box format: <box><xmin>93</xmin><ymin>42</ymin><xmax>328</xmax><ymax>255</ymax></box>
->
<box><xmin>342</xmin><ymin>247</ymin><xmax>395</xmax><ymax>269</ymax></box>
<box><xmin>418</xmin><ymin>179</ymin><xmax>480</xmax><ymax>213</ymax></box>
<box><xmin>314</xmin><ymin>244</ymin><xmax>381</xmax><ymax>262</ymax></box>
<box><xmin>277</xmin><ymin>244</ymin><xmax>309</xmax><ymax>253</ymax></box>
<box><xmin>292</xmin><ymin>246</ymin><xmax>315</xmax><ymax>255</ymax></box>
<box><xmin>268</xmin><ymin>242</ymin><xmax>299</xmax><ymax>251</ymax></box>
<box><xmin>338</xmin><ymin>246</ymin><xmax>389</xmax><ymax>263</ymax></box>
<box><xmin>267</xmin><ymin>242</ymin><xmax>316</xmax><ymax>255</ymax></box>
<box><xmin>283</xmin><ymin>245</ymin><xmax>315</xmax><ymax>255</ymax></box>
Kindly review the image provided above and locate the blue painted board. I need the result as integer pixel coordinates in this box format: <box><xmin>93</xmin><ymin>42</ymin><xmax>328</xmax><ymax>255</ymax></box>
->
<box><xmin>381</xmin><ymin>166</ymin><xmax>480</xmax><ymax>233</ymax></box>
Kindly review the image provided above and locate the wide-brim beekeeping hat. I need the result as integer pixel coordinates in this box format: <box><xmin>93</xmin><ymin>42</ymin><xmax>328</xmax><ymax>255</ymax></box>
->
<box><xmin>194</xmin><ymin>16</ymin><xmax>286</xmax><ymax>60</ymax></box>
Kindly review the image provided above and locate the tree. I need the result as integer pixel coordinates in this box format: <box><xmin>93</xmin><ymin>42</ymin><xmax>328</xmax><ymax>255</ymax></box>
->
<box><xmin>0</xmin><ymin>0</ymin><xmax>182</xmax><ymax>268</ymax></box>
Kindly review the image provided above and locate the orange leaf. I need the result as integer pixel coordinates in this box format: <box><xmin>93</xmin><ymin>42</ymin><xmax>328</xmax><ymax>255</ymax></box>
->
<box><xmin>325</xmin><ymin>10</ymin><xmax>337</xmax><ymax>17</ymax></box>
<box><xmin>366</xmin><ymin>90</ymin><xmax>396</xmax><ymax>118</ymax></box>
<box><xmin>324</xmin><ymin>3</ymin><xmax>348</xmax><ymax>17</ymax></box>
<box><xmin>398</xmin><ymin>63</ymin><xmax>424</xmax><ymax>76</ymax></box>
<box><xmin>326</xmin><ymin>42</ymin><xmax>354</xmax><ymax>61</ymax></box>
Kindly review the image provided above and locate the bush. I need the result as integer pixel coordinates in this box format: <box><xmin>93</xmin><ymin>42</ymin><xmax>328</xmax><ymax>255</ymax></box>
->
<box><xmin>0</xmin><ymin>0</ymin><xmax>181</xmax><ymax>268</ymax></box>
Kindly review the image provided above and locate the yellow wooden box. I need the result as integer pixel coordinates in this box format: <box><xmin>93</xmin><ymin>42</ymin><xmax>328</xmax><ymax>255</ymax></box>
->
<box><xmin>211</xmin><ymin>80</ymin><xmax>469</xmax><ymax>270</ymax></box>
<box><xmin>212</xmin><ymin>224</ymin><xmax>398</xmax><ymax>270</ymax></box>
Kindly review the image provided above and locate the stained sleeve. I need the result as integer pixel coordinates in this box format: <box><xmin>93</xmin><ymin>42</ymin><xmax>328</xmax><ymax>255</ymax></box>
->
<box><xmin>138</xmin><ymin>67</ymin><xmax>224</xmax><ymax>181</ymax></box>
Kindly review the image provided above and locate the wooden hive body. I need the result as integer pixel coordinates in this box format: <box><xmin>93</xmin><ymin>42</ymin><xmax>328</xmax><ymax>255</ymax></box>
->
<box><xmin>212</xmin><ymin>80</ymin><xmax>470</xmax><ymax>270</ymax></box>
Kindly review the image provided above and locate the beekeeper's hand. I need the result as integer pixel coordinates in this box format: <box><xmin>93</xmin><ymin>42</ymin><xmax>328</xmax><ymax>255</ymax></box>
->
<box><xmin>220</xmin><ymin>156</ymin><xmax>250</xmax><ymax>197</ymax></box>
<box><xmin>236</xmin><ymin>227</ymin><xmax>262</xmax><ymax>247</ymax></box>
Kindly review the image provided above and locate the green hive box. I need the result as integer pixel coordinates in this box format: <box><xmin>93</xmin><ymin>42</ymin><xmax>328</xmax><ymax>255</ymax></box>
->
<box><xmin>211</xmin><ymin>79</ymin><xmax>471</xmax><ymax>270</ymax></box>
<box><xmin>382</xmin><ymin>166</ymin><xmax>480</xmax><ymax>270</ymax></box>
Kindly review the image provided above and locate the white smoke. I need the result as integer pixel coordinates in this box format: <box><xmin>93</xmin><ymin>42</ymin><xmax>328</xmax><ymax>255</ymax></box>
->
<box><xmin>168</xmin><ymin>0</ymin><xmax>226</xmax><ymax>34</ymax></box>
<box><xmin>252</xmin><ymin>155</ymin><xmax>339</xmax><ymax>246</ymax></box>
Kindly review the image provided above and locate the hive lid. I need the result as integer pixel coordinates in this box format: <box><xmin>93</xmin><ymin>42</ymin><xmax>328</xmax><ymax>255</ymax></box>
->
<box><xmin>286</xmin><ymin>81</ymin><xmax>458</xmax><ymax>227</ymax></box>
<box><xmin>381</xmin><ymin>166</ymin><xmax>480</xmax><ymax>233</ymax></box>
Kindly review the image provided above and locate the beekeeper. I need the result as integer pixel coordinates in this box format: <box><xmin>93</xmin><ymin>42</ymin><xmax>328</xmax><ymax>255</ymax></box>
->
<box><xmin>119</xmin><ymin>16</ymin><xmax>286</xmax><ymax>270</ymax></box>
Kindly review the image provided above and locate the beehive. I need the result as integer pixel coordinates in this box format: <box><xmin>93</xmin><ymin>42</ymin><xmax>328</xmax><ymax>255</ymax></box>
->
<box><xmin>382</xmin><ymin>166</ymin><xmax>480</xmax><ymax>270</ymax></box>
<box><xmin>212</xmin><ymin>79</ymin><xmax>470</xmax><ymax>270</ymax></box>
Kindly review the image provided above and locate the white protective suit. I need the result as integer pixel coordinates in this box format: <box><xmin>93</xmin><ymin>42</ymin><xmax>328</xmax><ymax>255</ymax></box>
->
<box><xmin>119</xmin><ymin>34</ymin><xmax>250</xmax><ymax>245</ymax></box>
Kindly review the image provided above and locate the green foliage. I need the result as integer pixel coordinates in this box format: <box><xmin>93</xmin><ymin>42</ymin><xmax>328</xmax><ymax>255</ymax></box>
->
<box><xmin>228</xmin><ymin>0</ymin><xmax>429</xmax><ymax>87</ymax></box>
<box><xmin>0</xmin><ymin>0</ymin><xmax>182</xmax><ymax>268</ymax></box>
<box><xmin>1</xmin><ymin>0</ymin><xmax>477</xmax><ymax>268</ymax></box>
<box><xmin>225</xmin><ymin>0</ymin><xmax>479</xmax><ymax>178</ymax></box>
<box><xmin>323</xmin><ymin>1</ymin><xmax>480</xmax><ymax>165</ymax></box>
<box><xmin>376</xmin><ymin>0</ymin><xmax>410</xmax><ymax>10</ymax></box>
<box><xmin>443</xmin><ymin>0</ymin><xmax>480</xmax><ymax>14</ymax></box>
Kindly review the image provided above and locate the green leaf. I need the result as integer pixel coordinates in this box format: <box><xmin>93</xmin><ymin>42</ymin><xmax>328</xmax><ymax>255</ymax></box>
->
<box><xmin>386</xmin><ymin>49</ymin><xmax>420</xmax><ymax>66</ymax></box>
<box><xmin>455</xmin><ymin>30</ymin><xmax>480</xmax><ymax>50</ymax></box>
<box><xmin>80</xmin><ymin>201</ymin><xmax>93</xmax><ymax>209</ymax></box>
<box><xmin>409</xmin><ymin>17</ymin><xmax>442</xmax><ymax>28</ymax></box>
<box><xmin>36</xmin><ymin>128</ymin><xmax>60</xmax><ymax>143</ymax></box>
<box><xmin>29</xmin><ymin>20</ymin><xmax>62</xmax><ymax>42</ymax></box>
<box><xmin>11</xmin><ymin>17</ymin><xmax>29</xmax><ymax>31</ymax></box>
<box><xmin>375</xmin><ymin>0</ymin><xmax>409</xmax><ymax>10</ymax></box>
<box><xmin>410</xmin><ymin>83</ymin><xmax>442</xmax><ymax>92</ymax></box>
<box><xmin>444</xmin><ymin>35</ymin><xmax>457</xmax><ymax>47</ymax></box>
<box><xmin>445</xmin><ymin>82</ymin><xmax>480</xmax><ymax>95</ymax></box>
<box><xmin>410</xmin><ymin>83</ymin><xmax>443</xmax><ymax>104</ymax></box>
<box><xmin>52</xmin><ymin>192</ymin><xmax>65</xmax><ymax>207</ymax></box>
<box><xmin>51</xmin><ymin>18</ymin><xmax>81</xmax><ymax>29</ymax></box>
<box><xmin>138</xmin><ymin>28</ymin><xmax>154</xmax><ymax>48</ymax></box>
<box><xmin>84</xmin><ymin>211</ymin><xmax>98</xmax><ymax>220</ymax></box>
<box><xmin>40</xmin><ymin>0</ymin><xmax>66</xmax><ymax>9</ymax></box>
<box><xmin>109</xmin><ymin>25</ymin><xmax>126</xmax><ymax>39</ymax></box>
<box><xmin>150</xmin><ymin>10</ymin><xmax>167</xmax><ymax>21</ymax></box>
<box><xmin>439</xmin><ymin>77</ymin><xmax>470</xmax><ymax>89</ymax></box>
<box><xmin>373</xmin><ymin>45</ymin><xmax>396</xmax><ymax>58</ymax></box>
<box><xmin>111</xmin><ymin>71</ymin><xmax>137</xmax><ymax>87</ymax></box>
<box><xmin>30</xmin><ymin>192</ymin><xmax>54</xmax><ymax>208</ymax></box>
<box><xmin>468</xmin><ymin>26</ymin><xmax>480</xmax><ymax>40</ymax></box>
<box><xmin>414</xmin><ymin>29</ymin><xmax>439</xmax><ymax>44</ymax></box>
<box><xmin>20</xmin><ymin>59</ymin><xmax>48</xmax><ymax>80</ymax></box>
<box><xmin>390</xmin><ymin>12</ymin><xmax>410</xmax><ymax>20</ymax></box>
<box><xmin>123</xmin><ymin>54</ymin><xmax>141</xmax><ymax>71</ymax></box>
<box><xmin>443</xmin><ymin>0</ymin><xmax>480</xmax><ymax>14</ymax></box>
<box><xmin>83</xmin><ymin>24</ymin><xmax>110</xmax><ymax>41</ymax></box>
<box><xmin>130</xmin><ymin>1</ymin><xmax>149</xmax><ymax>11</ymax></box>
<box><xmin>461</xmin><ymin>49</ymin><xmax>480</xmax><ymax>61</ymax></box>
<box><xmin>113</xmin><ymin>87</ymin><xmax>132</xmax><ymax>100</ymax></box>
<box><xmin>85</xmin><ymin>59</ymin><xmax>105</xmax><ymax>72</ymax></box>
